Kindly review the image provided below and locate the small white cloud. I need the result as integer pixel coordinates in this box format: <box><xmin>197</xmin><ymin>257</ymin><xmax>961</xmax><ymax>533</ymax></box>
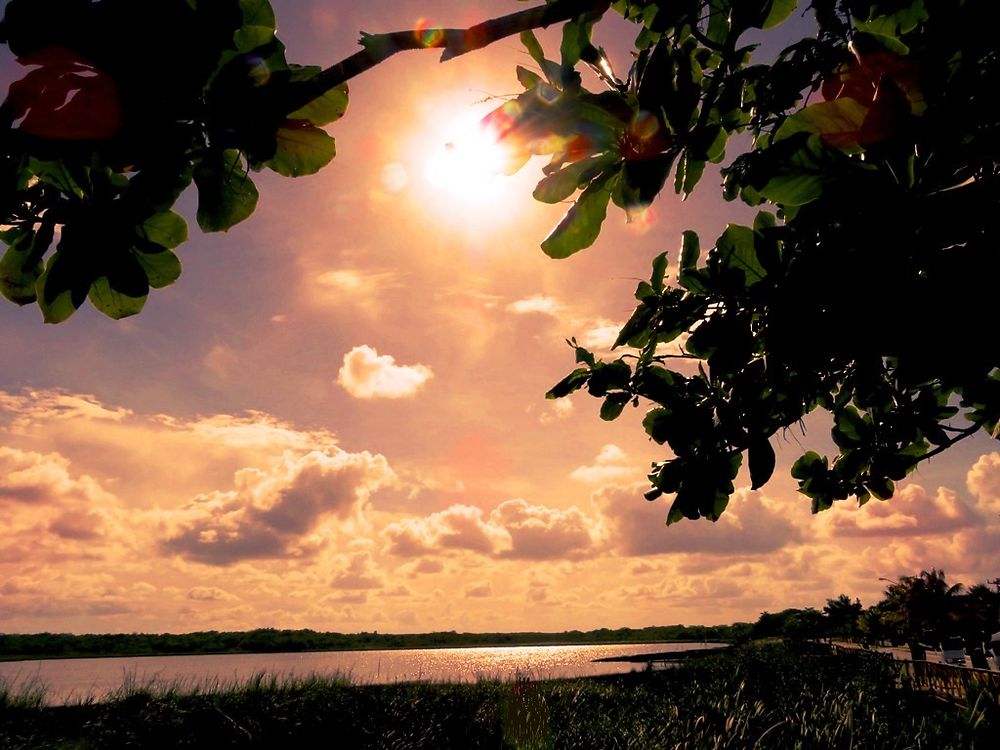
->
<box><xmin>579</xmin><ymin>319</ymin><xmax>621</xmax><ymax>352</ymax></box>
<box><xmin>539</xmin><ymin>398</ymin><xmax>574</xmax><ymax>425</ymax></box>
<box><xmin>570</xmin><ymin>444</ymin><xmax>637</xmax><ymax>484</ymax></box>
<box><xmin>337</xmin><ymin>345</ymin><xmax>433</xmax><ymax>400</ymax></box>
<box><xmin>506</xmin><ymin>295</ymin><xmax>563</xmax><ymax>316</ymax></box>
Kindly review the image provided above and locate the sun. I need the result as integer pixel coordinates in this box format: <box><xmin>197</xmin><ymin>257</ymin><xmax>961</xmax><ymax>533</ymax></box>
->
<box><xmin>423</xmin><ymin>116</ymin><xmax>512</xmax><ymax>203</ymax></box>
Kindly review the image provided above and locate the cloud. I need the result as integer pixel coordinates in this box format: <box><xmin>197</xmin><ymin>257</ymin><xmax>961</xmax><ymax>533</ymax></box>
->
<box><xmin>506</xmin><ymin>295</ymin><xmax>563</xmax><ymax>316</ymax></box>
<box><xmin>570</xmin><ymin>444</ymin><xmax>639</xmax><ymax>484</ymax></box>
<box><xmin>465</xmin><ymin>582</ymin><xmax>492</xmax><ymax>598</ymax></box>
<box><xmin>579</xmin><ymin>319</ymin><xmax>621</xmax><ymax>353</ymax></box>
<box><xmin>538</xmin><ymin>398</ymin><xmax>574</xmax><ymax>424</ymax></box>
<box><xmin>382</xmin><ymin>499</ymin><xmax>600</xmax><ymax>560</ymax></box>
<box><xmin>382</xmin><ymin>505</ymin><xmax>509</xmax><ymax>556</ymax></box>
<box><xmin>596</xmin><ymin>484</ymin><xmax>801</xmax><ymax>557</ymax></box>
<box><xmin>967</xmin><ymin>452</ymin><xmax>1000</xmax><ymax>516</ymax></box>
<box><xmin>490</xmin><ymin>499</ymin><xmax>597</xmax><ymax>560</ymax></box>
<box><xmin>825</xmin><ymin>484</ymin><xmax>979</xmax><ymax>537</ymax></box>
<box><xmin>187</xmin><ymin>587</ymin><xmax>237</xmax><ymax>602</ymax></box>
<box><xmin>337</xmin><ymin>345</ymin><xmax>433</xmax><ymax>399</ymax></box>
<box><xmin>0</xmin><ymin>446</ymin><xmax>121</xmax><ymax>555</ymax></box>
<box><xmin>331</xmin><ymin>551</ymin><xmax>384</xmax><ymax>589</ymax></box>
<box><xmin>162</xmin><ymin>450</ymin><xmax>395</xmax><ymax>565</ymax></box>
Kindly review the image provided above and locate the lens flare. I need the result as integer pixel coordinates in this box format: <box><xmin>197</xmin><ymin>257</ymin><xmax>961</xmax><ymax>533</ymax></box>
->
<box><xmin>414</xmin><ymin>18</ymin><xmax>445</xmax><ymax>47</ymax></box>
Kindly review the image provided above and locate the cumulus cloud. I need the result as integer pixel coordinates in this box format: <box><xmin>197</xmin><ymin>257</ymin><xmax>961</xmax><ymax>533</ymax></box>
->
<box><xmin>382</xmin><ymin>505</ymin><xmax>508</xmax><ymax>556</ymax></box>
<box><xmin>490</xmin><ymin>499</ymin><xmax>597</xmax><ymax>560</ymax></box>
<box><xmin>967</xmin><ymin>452</ymin><xmax>1000</xmax><ymax>516</ymax></box>
<box><xmin>579</xmin><ymin>319</ymin><xmax>621</xmax><ymax>353</ymax></box>
<box><xmin>0</xmin><ymin>446</ymin><xmax>121</xmax><ymax>555</ymax></box>
<box><xmin>596</xmin><ymin>484</ymin><xmax>801</xmax><ymax>557</ymax></box>
<box><xmin>538</xmin><ymin>398</ymin><xmax>574</xmax><ymax>425</ymax></box>
<box><xmin>825</xmin><ymin>484</ymin><xmax>978</xmax><ymax>537</ymax></box>
<box><xmin>331</xmin><ymin>551</ymin><xmax>384</xmax><ymax>589</ymax></box>
<box><xmin>187</xmin><ymin>587</ymin><xmax>237</xmax><ymax>601</ymax></box>
<box><xmin>337</xmin><ymin>345</ymin><xmax>433</xmax><ymax>399</ymax></box>
<box><xmin>506</xmin><ymin>295</ymin><xmax>563</xmax><ymax>316</ymax></box>
<box><xmin>163</xmin><ymin>450</ymin><xmax>395</xmax><ymax>565</ymax></box>
<box><xmin>465</xmin><ymin>582</ymin><xmax>492</xmax><ymax>598</ymax></box>
<box><xmin>570</xmin><ymin>444</ymin><xmax>639</xmax><ymax>484</ymax></box>
<box><xmin>382</xmin><ymin>499</ymin><xmax>600</xmax><ymax>560</ymax></box>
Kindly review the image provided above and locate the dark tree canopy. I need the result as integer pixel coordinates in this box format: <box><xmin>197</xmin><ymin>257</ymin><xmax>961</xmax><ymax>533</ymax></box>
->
<box><xmin>1</xmin><ymin>0</ymin><xmax>997</xmax><ymax>523</ymax></box>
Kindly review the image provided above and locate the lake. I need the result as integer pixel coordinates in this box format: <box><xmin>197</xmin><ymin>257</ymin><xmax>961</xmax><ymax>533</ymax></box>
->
<box><xmin>0</xmin><ymin>642</ymin><xmax>711</xmax><ymax>704</ymax></box>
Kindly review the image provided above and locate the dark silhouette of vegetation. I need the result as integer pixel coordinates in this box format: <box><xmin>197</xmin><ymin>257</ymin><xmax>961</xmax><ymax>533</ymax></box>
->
<box><xmin>0</xmin><ymin>623</ymin><xmax>742</xmax><ymax>662</ymax></box>
<box><xmin>1</xmin><ymin>0</ymin><xmax>998</xmax><ymax>520</ymax></box>
<box><xmin>1</xmin><ymin>643</ymin><xmax>993</xmax><ymax>748</ymax></box>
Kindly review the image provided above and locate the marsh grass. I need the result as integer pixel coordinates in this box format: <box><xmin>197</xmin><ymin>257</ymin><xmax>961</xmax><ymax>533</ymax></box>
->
<box><xmin>0</xmin><ymin>644</ymin><xmax>993</xmax><ymax>749</ymax></box>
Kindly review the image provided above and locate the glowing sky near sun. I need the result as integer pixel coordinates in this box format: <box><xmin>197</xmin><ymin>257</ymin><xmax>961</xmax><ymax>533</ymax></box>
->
<box><xmin>0</xmin><ymin>0</ymin><xmax>997</xmax><ymax>635</ymax></box>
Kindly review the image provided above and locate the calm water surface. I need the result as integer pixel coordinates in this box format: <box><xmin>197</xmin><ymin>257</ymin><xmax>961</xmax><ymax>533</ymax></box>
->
<box><xmin>1</xmin><ymin>643</ymin><xmax>710</xmax><ymax>704</ymax></box>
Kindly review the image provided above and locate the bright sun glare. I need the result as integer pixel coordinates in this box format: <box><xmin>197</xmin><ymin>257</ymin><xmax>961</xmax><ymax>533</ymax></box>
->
<box><xmin>423</xmin><ymin>116</ymin><xmax>511</xmax><ymax>204</ymax></box>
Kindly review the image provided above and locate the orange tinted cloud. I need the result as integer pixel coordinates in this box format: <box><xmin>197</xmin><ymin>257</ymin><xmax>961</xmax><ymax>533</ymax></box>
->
<box><xmin>163</xmin><ymin>450</ymin><xmax>395</xmax><ymax>565</ymax></box>
<box><xmin>337</xmin><ymin>345</ymin><xmax>434</xmax><ymax>399</ymax></box>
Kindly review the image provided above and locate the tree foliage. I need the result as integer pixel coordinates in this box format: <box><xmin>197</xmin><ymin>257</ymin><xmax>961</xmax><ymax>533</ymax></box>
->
<box><xmin>1</xmin><ymin>1</ymin><xmax>997</xmax><ymax>521</ymax></box>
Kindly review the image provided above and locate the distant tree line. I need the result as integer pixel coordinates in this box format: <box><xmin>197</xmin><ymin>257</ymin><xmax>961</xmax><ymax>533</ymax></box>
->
<box><xmin>0</xmin><ymin>624</ymin><xmax>742</xmax><ymax>661</ymax></box>
<box><xmin>750</xmin><ymin>570</ymin><xmax>1000</xmax><ymax>654</ymax></box>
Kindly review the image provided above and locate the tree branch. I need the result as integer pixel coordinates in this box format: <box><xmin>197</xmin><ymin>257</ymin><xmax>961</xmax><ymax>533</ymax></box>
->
<box><xmin>284</xmin><ymin>0</ymin><xmax>612</xmax><ymax>114</ymax></box>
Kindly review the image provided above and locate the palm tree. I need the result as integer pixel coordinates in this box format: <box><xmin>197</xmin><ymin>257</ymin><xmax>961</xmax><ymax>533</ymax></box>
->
<box><xmin>881</xmin><ymin>569</ymin><xmax>964</xmax><ymax>654</ymax></box>
<box><xmin>823</xmin><ymin>594</ymin><xmax>863</xmax><ymax>641</ymax></box>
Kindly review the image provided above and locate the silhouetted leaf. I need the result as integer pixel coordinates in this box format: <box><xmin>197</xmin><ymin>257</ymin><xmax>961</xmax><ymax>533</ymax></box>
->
<box><xmin>541</xmin><ymin>172</ymin><xmax>614</xmax><ymax>258</ymax></box>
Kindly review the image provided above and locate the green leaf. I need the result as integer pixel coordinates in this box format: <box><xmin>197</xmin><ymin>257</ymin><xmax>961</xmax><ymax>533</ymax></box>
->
<box><xmin>288</xmin><ymin>67</ymin><xmax>349</xmax><ymax>126</ymax></box>
<box><xmin>516</xmin><ymin>65</ymin><xmax>541</xmax><ymax>89</ymax></box>
<box><xmin>600</xmin><ymin>392</ymin><xmax>630</xmax><ymax>421</ymax></box>
<box><xmin>234</xmin><ymin>0</ymin><xmax>276</xmax><ymax>52</ymax></box>
<box><xmin>0</xmin><ymin>223</ymin><xmax>52</xmax><ymax>305</ymax></box>
<box><xmin>748</xmin><ymin>437</ymin><xmax>776</xmax><ymax>490</ymax></box>
<box><xmin>642</xmin><ymin>407</ymin><xmax>671</xmax><ymax>444</ymax></box>
<box><xmin>135</xmin><ymin>249</ymin><xmax>181</xmax><ymax>289</ymax></box>
<box><xmin>614</xmin><ymin>302</ymin><xmax>656</xmax><ymax>349</ymax></box>
<box><xmin>762</xmin><ymin>0</ymin><xmax>797</xmax><ymax>28</ymax></box>
<box><xmin>541</xmin><ymin>172</ymin><xmax>614</xmax><ymax>258</ymax></box>
<box><xmin>716</xmin><ymin>224</ymin><xmax>766</xmax><ymax>283</ymax></box>
<box><xmin>139</xmin><ymin>212</ymin><xmax>188</xmax><ymax>250</ymax></box>
<box><xmin>88</xmin><ymin>276</ymin><xmax>147</xmax><ymax>319</ymax></box>
<box><xmin>533</xmin><ymin>155</ymin><xmax>616</xmax><ymax>204</ymax></box>
<box><xmin>265</xmin><ymin>121</ymin><xmax>336</xmax><ymax>177</ymax></box>
<box><xmin>195</xmin><ymin>150</ymin><xmax>260</xmax><ymax>232</ymax></box>
<box><xmin>650</xmin><ymin>251</ymin><xmax>668</xmax><ymax>292</ymax></box>
<box><xmin>547</xmin><ymin>368</ymin><xmax>590</xmax><ymax>398</ymax></box>
<box><xmin>680</xmin><ymin>230</ymin><xmax>700</xmax><ymax>270</ymax></box>
<box><xmin>36</xmin><ymin>252</ymin><xmax>87</xmax><ymax>324</ymax></box>
<box><xmin>775</xmin><ymin>99</ymin><xmax>869</xmax><ymax>152</ymax></box>
<box><xmin>674</xmin><ymin>152</ymin><xmax>706</xmax><ymax>197</ymax></box>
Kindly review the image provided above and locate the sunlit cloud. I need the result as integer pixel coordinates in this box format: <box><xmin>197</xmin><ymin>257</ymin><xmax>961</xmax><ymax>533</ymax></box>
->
<box><xmin>337</xmin><ymin>345</ymin><xmax>433</xmax><ymax>399</ymax></box>
<box><xmin>465</xmin><ymin>582</ymin><xmax>491</xmax><ymax>598</ymax></box>
<box><xmin>579</xmin><ymin>319</ymin><xmax>621</xmax><ymax>353</ymax></box>
<box><xmin>596</xmin><ymin>484</ymin><xmax>802</xmax><ymax>557</ymax></box>
<box><xmin>506</xmin><ymin>294</ymin><xmax>563</xmax><ymax>316</ymax></box>
<box><xmin>967</xmin><ymin>451</ymin><xmax>1000</xmax><ymax>515</ymax></box>
<box><xmin>187</xmin><ymin>587</ymin><xmax>237</xmax><ymax>602</ymax></box>
<box><xmin>825</xmin><ymin>484</ymin><xmax>979</xmax><ymax>537</ymax></box>
<box><xmin>570</xmin><ymin>444</ymin><xmax>640</xmax><ymax>484</ymax></box>
<box><xmin>162</xmin><ymin>450</ymin><xmax>395</xmax><ymax>565</ymax></box>
<box><xmin>331</xmin><ymin>551</ymin><xmax>385</xmax><ymax>590</ymax></box>
<box><xmin>538</xmin><ymin>398</ymin><xmax>574</xmax><ymax>424</ymax></box>
<box><xmin>382</xmin><ymin>499</ymin><xmax>600</xmax><ymax>560</ymax></box>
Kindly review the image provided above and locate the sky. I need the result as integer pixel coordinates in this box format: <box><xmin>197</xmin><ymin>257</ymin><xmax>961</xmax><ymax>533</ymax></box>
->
<box><xmin>0</xmin><ymin>0</ymin><xmax>998</xmax><ymax>635</ymax></box>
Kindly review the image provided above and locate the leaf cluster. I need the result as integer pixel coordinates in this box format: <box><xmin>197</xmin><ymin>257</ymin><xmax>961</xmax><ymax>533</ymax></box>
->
<box><xmin>544</xmin><ymin>0</ymin><xmax>1000</xmax><ymax>521</ymax></box>
<box><xmin>0</xmin><ymin>0</ymin><xmax>346</xmax><ymax>321</ymax></box>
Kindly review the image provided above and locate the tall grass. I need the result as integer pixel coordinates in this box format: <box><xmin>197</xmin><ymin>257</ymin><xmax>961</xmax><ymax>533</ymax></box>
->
<box><xmin>0</xmin><ymin>643</ymin><xmax>993</xmax><ymax>749</ymax></box>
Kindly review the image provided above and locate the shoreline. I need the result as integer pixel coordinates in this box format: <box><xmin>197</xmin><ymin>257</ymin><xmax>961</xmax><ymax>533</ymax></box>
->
<box><xmin>0</xmin><ymin>639</ymin><xmax>729</xmax><ymax>665</ymax></box>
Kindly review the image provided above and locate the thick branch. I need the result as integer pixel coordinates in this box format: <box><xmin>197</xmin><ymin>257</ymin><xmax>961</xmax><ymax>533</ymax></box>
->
<box><xmin>284</xmin><ymin>0</ymin><xmax>612</xmax><ymax>113</ymax></box>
